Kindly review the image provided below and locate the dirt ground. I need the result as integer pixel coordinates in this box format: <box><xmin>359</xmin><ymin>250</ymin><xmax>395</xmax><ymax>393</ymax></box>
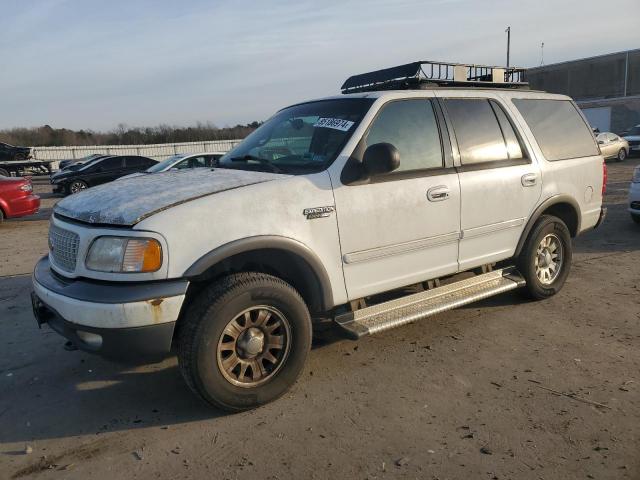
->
<box><xmin>1</xmin><ymin>161</ymin><xmax>638</xmax><ymax>480</ymax></box>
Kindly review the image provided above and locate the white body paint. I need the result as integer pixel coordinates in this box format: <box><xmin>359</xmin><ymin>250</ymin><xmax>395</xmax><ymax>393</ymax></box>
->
<box><xmin>38</xmin><ymin>89</ymin><xmax>604</xmax><ymax>331</ymax></box>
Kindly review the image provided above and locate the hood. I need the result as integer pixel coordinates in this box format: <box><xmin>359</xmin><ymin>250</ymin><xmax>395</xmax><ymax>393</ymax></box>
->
<box><xmin>54</xmin><ymin>168</ymin><xmax>286</xmax><ymax>226</ymax></box>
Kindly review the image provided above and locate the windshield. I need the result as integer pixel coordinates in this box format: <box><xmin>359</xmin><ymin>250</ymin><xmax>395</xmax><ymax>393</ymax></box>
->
<box><xmin>218</xmin><ymin>98</ymin><xmax>374</xmax><ymax>174</ymax></box>
<box><xmin>147</xmin><ymin>154</ymin><xmax>186</xmax><ymax>173</ymax></box>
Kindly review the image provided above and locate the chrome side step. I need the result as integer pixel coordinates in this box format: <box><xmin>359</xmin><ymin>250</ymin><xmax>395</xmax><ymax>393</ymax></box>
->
<box><xmin>335</xmin><ymin>267</ymin><xmax>525</xmax><ymax>339</ymax></box>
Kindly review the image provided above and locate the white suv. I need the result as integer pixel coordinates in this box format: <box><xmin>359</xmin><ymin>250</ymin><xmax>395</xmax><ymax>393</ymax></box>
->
<box><xmin>31</xmin><ymin>61</ymin><xmax>606</xmax><ymax>411</ymax></box>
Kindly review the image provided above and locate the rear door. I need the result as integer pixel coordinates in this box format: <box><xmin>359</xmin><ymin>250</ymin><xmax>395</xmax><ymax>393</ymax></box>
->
<box><xmin>331</xmin><ymin>97</ymin><xmax>461</xmax><ymax>300</ymax></box>
<box><xmin>439</xmin><ymin>96</ymin><xmax>541</xmax><ymax>270</ymax></box>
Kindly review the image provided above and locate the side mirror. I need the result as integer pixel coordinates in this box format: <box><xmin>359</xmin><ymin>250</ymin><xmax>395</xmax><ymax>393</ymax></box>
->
<box><xmin>362</xmin><ymin>143</ymin><xmax>400</xmax><ymax>176</ymax></box>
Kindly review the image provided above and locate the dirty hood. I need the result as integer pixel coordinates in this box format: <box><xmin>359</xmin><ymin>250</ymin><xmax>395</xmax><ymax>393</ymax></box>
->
<box><xmin>54</xmin><ymin>168</ymin><xmax>286</xmax><ymax>226</ymax></box>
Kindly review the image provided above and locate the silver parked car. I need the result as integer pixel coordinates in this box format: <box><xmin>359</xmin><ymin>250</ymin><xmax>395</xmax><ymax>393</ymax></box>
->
<box><xmin>596</xmin><ymin>132</ymin><xmax>629</xmax><ymax>161</ymax></box>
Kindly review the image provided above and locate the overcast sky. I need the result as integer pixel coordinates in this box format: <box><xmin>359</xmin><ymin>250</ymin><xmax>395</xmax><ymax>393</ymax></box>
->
<box><xmin>1</xmin><ymin>0</ymin><xmax>637</xmax><ymax>131</ymax></box>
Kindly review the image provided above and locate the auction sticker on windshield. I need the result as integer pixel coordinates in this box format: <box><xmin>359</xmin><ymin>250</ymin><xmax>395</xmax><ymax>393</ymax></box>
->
<box><xmin>314</xmin><ymin>118</ymin><xmax>355</xmax><ymax>131</ymax></box>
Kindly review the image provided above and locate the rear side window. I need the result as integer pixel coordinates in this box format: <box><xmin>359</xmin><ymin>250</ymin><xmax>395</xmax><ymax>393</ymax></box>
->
<box><xmin>489</xmin><ymin>100</ymin><xmax>525</xmax><ymax>160</ymax></box>
<box><xmin>126</xmin><ymin>156</ymin><xmax>151</xmax><ymax>168</ymax></box>
<box><xmin>98</xmin><ymin>157</ymin><xmax>123</xmax><ymax>171</ymax></box>
<box><xmin>366</xmin><ymin>99</ymin><xmax>443</xmax><ymax>172</ymax></box>
<box><xmin>512</xmin><ymin>99</ymin><xmax>599</xmax><ymax>161</ymax></box>
<box><xmin>444</xmin><ymin>99</ymin><xmax>520</xmax><ymax>165</ymax></box>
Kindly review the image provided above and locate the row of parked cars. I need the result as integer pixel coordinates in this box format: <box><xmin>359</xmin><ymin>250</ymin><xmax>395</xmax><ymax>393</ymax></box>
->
<box><xmin>51</xmin><ymin>152</ymin><xmax>224</xmax><ymax>195</ymax></box>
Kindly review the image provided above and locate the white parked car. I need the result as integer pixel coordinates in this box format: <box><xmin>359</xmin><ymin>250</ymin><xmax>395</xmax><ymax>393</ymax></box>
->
<box><xmin>119</xmin><ymin>152</ymin><xmax>225</xmax><ymax>180</ymax></box>
<box><xmin>629</xmin><ymin>165</ymin><xmax>640</xmax><ymax>224</ymax></box>
<box><xmin>596</xmin><ymin>132</ymin><xmax>629</xmax><ymax>161</ymax></box>
<box><xmin>31</xmin><ymin>61</ymin><xmax>606</xmax><ymax>411</ymax></box>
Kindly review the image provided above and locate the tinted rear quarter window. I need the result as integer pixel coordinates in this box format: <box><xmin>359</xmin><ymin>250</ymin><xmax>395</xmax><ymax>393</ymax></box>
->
<box><xmin>512</xmin><ymin>99</ymin><xmax>599</xmax><ymax>161</ymax></box>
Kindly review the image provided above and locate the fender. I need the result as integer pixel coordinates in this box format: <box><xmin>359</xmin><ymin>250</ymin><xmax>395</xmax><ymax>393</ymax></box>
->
<box><xmin>183</xmin><ymin>235</ymin><xmax>334</xmax><ymax>310</ymax></box>
<box><xmin>514</xmin><ymin>195</ymin><xmax>581</xmax><ymax>257</ymax></box>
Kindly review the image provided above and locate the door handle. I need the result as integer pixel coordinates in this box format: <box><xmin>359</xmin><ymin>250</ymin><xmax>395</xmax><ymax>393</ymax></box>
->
<box><xmin>521</xmin><ymin>173</ymin><xmax>538</xmax><ymax>187</ymax></box>
<box><xmin>427</xmin><ymin>185</ymin><xmax>450</xmax><ymax>202</ymax></box>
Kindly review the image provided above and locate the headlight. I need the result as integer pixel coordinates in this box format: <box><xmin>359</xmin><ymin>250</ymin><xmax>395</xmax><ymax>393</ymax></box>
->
<box><xmin>633</xmin><ymin>166</ymin><xmax>640</xmax><ymax>183</ymax></box>
<box><xmin>86</xmin><ymin>237</ymin><xmax>162</xmax><ymax>273</ymax></box>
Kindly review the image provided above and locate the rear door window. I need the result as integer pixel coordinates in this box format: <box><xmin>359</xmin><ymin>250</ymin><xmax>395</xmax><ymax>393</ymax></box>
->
<box><xmin>97</xmin><ymin>157</ymin><xmax>123</xmax><ymax>171</ymax></box>
<box><xmin>512</xmin><ymin>99</ymin><xmax>599</xmax><ymax>161</ymax></box>
<box><xmin>126</xmin><ymin>156</ymin><xmax>151</xmax><ymax>169</ymax></box>
<box><xmin>443</xmin><ymin>98</ymin><xmax>515</xmax><ymax>165</ymax></box>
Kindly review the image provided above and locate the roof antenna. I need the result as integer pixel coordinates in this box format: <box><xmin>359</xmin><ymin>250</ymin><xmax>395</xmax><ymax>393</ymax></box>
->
<box><xmin>540</xmin><ymin>42</ymin><xmax>545</xmax><ymax>66</ymax></box>
<box><xmin>505</xmin><ymin>26</ymin><xmax>511</xmax><ymax>68</ymax></box>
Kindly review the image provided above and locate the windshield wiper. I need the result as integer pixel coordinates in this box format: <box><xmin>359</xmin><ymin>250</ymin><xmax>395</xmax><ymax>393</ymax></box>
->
<box><xmin>229</xmin><ymin>155</ymin><xmax>285</xmax><ymax>174</ymax></box>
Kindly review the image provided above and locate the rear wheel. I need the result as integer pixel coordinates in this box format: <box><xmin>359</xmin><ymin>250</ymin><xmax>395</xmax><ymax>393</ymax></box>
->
<box><xmin>0</xmin><ymin>208</ymin><xmax>4</xmax><ymax>223</ymax></box>
<box><xmin>178</xmin><ymin>272</ymin><xmax>312</xmax><ymax>411</ymax></box>
<box><xmin>617</xmin><ymin>148</ymin><xmax>627</xmax><ymax>162</ymax></box>
<box><xmin>68</xmin><ymin>180</ymin><xmax>88</xmax><ymax>194</ymax></box>
<box><xmin>518</xmin><ymin>215</ymin><xmax>572</xmax><ymax>299</ymax></box>
<box><xmin>631</xmin><ymin>214</ymin><xmax>640</xmax><ymax>225</ymax></box>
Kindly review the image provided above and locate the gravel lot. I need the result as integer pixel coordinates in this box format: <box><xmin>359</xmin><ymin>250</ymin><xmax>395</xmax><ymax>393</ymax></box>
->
<box><xmin>1</xmin><ymin>161</ymin><xmax>638</xmax><ymax>480</ymax></box>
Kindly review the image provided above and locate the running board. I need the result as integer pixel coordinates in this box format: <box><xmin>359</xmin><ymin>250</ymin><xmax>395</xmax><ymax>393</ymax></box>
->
<box><xmin>335</xmin><ymin>267</ymin><xmax>525</xmax><ymax>339</ymax></box>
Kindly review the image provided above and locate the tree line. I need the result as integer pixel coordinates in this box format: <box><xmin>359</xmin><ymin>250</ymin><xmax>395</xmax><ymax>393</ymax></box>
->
<box><xmin>0</xmin><ymin>121</ymin><xmax>262</xmax><ymax>147</ymax></box>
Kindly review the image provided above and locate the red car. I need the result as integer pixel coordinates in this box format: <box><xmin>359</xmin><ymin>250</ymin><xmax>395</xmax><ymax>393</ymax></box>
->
<box><xmin>0</xmin><ymin>176</ymin><xmax>40</xmax><ymax>222</ymax></box>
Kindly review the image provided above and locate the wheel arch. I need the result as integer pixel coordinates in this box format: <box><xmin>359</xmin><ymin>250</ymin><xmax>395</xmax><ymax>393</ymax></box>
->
<box><xmin>183</xmin><ymin>236</ymin><xmax>334</xmax><ymax>314</ymax></box>
<box><xmin>515</xmin><ymin>195</ymin><xmax>581</xmax><ymax>257</ymax></box>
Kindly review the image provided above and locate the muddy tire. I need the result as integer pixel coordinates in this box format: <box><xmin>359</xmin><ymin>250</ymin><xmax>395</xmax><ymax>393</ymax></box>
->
<box><xmin>517</xmin><ymin>215</ymin><xmax>572</xmax><ymax>300</ymax></box>
<box><xmin>178</xmin><ymin>272</ymin><xmax>312</xmax><ymax>411</ymax></box>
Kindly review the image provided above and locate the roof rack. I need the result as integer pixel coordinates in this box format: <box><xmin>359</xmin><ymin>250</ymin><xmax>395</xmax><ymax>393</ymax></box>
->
<box><xmin>341</xmin><ymin>61</ymin><xmax>528</xmax><ymax>94</ymax></box>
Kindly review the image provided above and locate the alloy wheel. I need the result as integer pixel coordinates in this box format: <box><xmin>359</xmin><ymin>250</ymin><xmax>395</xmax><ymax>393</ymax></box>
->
<box><xmin>535</xmin><ymin>233</ymin><xmax>563</xmax><ymax>285</ymax></box>
<box><xmin>216</xmin><ymin>306</ymin><xmax>291</xmax><ymax>388</ymax></box>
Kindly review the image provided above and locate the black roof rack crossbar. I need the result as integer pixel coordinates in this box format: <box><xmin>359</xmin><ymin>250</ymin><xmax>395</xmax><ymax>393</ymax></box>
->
<box><xmin>341</xmin><ymin>60</ymin><xmax>528</xmax><ymax>94</ymax></box>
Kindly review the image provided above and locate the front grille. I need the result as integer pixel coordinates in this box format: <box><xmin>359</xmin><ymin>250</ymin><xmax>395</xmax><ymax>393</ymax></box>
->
<box><xmin>628</xmin><ymin>140</ymin><xmax>640</xmax><ymax>147</ymax></box>
<box><xmin>49</xmin><ymin>225</ymin><xmax>80</xmax><ymax>272</ymax></box>
<box><xmin>631</xmin><ymin>201</ymin><xmax>640</xmax><ymax>210</ymax></box>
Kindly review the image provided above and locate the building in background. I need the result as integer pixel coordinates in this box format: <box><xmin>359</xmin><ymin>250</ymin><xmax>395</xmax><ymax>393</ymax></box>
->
<box><xmin>527</xmin><ymin>49</ymin><xmax>640</xmax><ymax>134</ymax></box>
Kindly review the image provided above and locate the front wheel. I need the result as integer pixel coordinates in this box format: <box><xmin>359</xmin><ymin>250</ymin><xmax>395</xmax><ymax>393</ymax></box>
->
<box><xmin>178</xmin><ymin>273</ymin><xmax>312</xmax><ymax>411</ymax></box>
<box><xmin>517</xmin><ymin>215</ymin><xmax>572</xmax><ymax>300</ymax></box>
<box><xmin>631</xmin><ymin>214</ymin><xmax>640</xmax><ymax>225</ymax></box>
<box><xmin>617</xmin><ymin>148</ymin><xmax>627</xmax><ymax>162</ymax></box>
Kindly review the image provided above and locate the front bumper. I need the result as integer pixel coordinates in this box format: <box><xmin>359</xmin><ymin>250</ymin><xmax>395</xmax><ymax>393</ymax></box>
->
<box><xmin>31</xmin><ymin>256</ymin><xmax>189</xmax><ymax>362</ymax></box>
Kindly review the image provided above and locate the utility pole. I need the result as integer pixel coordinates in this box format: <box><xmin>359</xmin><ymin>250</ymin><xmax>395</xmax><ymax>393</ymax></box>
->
<box><xmin>540</xmin><ymin>42</ymin><xmax>545</xmax><ymax>66</ymax></box>
<box><xmin>505</xmin><ymin>26</ymin><xmax>511</xmax><ymax>68</ymax></box>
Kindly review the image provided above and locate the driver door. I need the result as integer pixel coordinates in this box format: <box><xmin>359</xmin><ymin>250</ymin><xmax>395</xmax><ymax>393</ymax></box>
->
<box><xmin>330</xmin><ymin>98</ymin><xmax>461</xmax><ymax>300</ymax></box>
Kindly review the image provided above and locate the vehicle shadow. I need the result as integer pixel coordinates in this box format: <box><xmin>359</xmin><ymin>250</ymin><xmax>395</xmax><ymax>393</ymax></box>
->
<box><xmin>0</xmin><ymin>360</ymin><xmax>227</xmax><ymax>445</ymax></box>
